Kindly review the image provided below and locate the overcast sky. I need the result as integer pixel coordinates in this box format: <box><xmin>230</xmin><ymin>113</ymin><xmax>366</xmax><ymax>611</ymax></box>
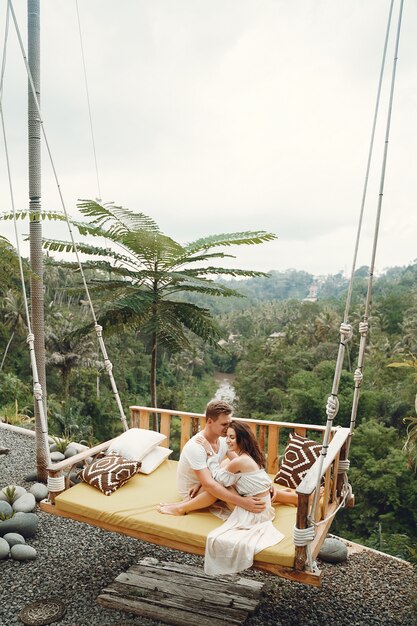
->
<box><xmin>1</xmin><ymin>0</ymin><xmax>416</xmax><ymax>276</ymax></box>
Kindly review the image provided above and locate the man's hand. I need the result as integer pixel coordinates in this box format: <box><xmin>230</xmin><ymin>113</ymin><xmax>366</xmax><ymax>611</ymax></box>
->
<box><xmin>241</xmin><ymin>496</ymin><xmax>266</xmax><ymax>513</ymax></box>
<box><xmin>270</xmin><ymin>484</ymin><xmax>279</xmax><ymax>504</ymax></box>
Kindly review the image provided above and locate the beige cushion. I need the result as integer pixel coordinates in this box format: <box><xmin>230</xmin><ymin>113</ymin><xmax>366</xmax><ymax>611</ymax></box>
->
<box><xmin>79</xmin><ymin>454</ymin><xmax>140</xmax><ymax>496</ymax></box>
<box><xmin>274</xmin><ymin>433</ymin><xmax>322</xmax><ymax>488</ymax></box>
<box><xmin>56</xmin><ymin>460</ymin><xmax>298</xmax><ymax>568</ymax></box>
<box><xmin>108</xmin><ymin>428</ymin><xmax>166</xmax><ymax>462</ymax></box>
<box><xmin>139</xmin><ymin>446</ymin><xmax>173</xmax><ymax>474</ymax></box>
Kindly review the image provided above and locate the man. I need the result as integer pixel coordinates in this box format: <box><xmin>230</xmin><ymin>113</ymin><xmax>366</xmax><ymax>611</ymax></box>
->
<box><xmin>158</xmin><ymin>399</ymin><xmax>267</xmax><ymax>515</ymax></box>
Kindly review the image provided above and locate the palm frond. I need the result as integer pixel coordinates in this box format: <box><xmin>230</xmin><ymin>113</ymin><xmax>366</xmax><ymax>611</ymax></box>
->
<box><xmin>164</xmin><ymin>300</ymin><xmax>224</xmax><ymax>345</ymax></box>
<box><xmin>185</xmin><ymin>231</ymin><xmax>277</xmax><ymax>254</ymax></box>
<box><xmin>1</xmin><ymin>210</ymin><xmax>68</xmax><ymax>223</ymax></box>
<box><xmin>182</xmin><ymin>267</ymin><xmax>270</xmax><ymax>279</ymax></box>
<box><xmin>169</xmin><ymin>283</ymin><xmax>244</xmax><ymax>298</ymax></box>
<box><xmin>77</xmin><ymin>199</ymin><xmax>159</xmax><ymax>237</ymax></box>
<box><xmin>41</xmin><ymin>238</ymin><xmax>117</xmax><ymax>257</ymax></box>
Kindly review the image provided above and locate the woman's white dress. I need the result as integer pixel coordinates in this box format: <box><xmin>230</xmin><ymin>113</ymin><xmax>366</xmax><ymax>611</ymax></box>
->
<box><xmin>204</xmin><ymin>457</ymin><xmax>284</xmax><ymax>576</ymax></box>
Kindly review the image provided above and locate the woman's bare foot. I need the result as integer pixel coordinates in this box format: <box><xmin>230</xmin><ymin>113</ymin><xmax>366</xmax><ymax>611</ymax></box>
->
<box><xmin>157</xmin><ymin>502</ymin><xmax>186</xmax><ymax>515</ymax></box>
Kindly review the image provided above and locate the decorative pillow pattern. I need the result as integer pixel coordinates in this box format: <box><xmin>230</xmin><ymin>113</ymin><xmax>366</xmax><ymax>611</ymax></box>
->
<box><xmin>139</xmin><ymin>446</ymin><xmax>173</xmax><ymax>475</ymax></box>
<box><xmin>79</xmin><ymin>454</ymin><xmax>140</xmax><ymax>495</ymax></box>
<box><xmin>108</xmin><ymin>428</ymin><xmax>167</xmax><ymax>462</ymax></box>
<box><xmin>274</xmin><ymin>433</ymin><xmax>322</xmax><ymax>489</ymax></box>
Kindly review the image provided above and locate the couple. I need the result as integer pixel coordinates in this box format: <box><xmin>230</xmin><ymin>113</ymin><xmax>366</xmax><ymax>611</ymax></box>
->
<box><xmin>158</xmin><ymin>399</ymin><xmax>297</xmax><ymax>576</ymax></box>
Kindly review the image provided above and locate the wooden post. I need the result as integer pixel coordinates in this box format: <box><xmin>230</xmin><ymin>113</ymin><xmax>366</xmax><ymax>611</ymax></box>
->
<box><xmin>180</xmin><ymin>415</ymin><xmax>191</xmax><ymax>451</ymax></box>
<box><xmin>160</xmin><ymin>413</ymin><xmax>171</xmax><ymax>447</ymax></box>
<box><xmin>267</xmin><ymin>425</ymin><xmax>279</xmax><ymax>474</ymax></box>
<box><xmin>47</xmin><ymin>470</ymin><xmax>65</xmax><ymax>505</ymax></box>
<box><xmin>139</xmin><ymin>410</ymin><xmax>150</xmax><ymax>430</ymax></box>
<box><xmin>294</xmin><ymin>494</ymin><xmax>309</xmax><ymax>571</ymax></box>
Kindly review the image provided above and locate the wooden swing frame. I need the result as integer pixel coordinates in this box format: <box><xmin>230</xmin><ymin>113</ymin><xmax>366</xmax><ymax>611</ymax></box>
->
<box><xmin>40</xmin><ymin>405</ymin><xmax>352</xmax><ymax>587</ymax></box>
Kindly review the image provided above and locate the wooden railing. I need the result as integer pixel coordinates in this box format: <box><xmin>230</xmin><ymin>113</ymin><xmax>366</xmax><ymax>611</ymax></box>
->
<box><xmin>130</xmin><ymin>405</ymin><xmax>340</xmax><ymax>475</ymax></box>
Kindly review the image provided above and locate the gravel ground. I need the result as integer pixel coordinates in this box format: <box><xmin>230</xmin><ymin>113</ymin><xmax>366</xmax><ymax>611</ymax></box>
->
<box><xmin>0</xmin><ymin>426</ymin><xmax>416</xmax><ymax>626</ymax></box>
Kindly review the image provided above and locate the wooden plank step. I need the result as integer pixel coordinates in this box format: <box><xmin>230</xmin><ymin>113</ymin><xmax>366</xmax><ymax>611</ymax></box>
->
<box><xmin>97</xmin><ymin>558</ymin><xmax>265</xmax><ymax>626</ymax></box>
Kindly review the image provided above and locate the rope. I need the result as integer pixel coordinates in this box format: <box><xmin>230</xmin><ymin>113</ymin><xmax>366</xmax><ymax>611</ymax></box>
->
<box><xmin>309</xmin><ymin>0</ymin><xmax>399</xmax><ymax>518</ymax></box>
<box><xmin>7</xmin><ymin>0</ymin><xmax>128</xmax><ymax>432</ymax></box>
<box><xmin>75</xmin><ymin>0</ymin><xmax>102</xmax><ymax>200</ymax></box>
<box><xmin>47</xmin><ymin>475</ymin><xmax>66</xmax><ymax>492</ymax></box>
<box><xmin>293</xmin><ymin>525</ymin><xmax>315</xmax><ymax>547</ymax></box>
<box><xmin>0</xmin><ymin>2</ymin><xmax>51</xmax><ymax>467</ymax></box>
<box><xmin>347</xmin><ymin>0</ymin><xmax>405</xmax><ymax>454</ymax></box>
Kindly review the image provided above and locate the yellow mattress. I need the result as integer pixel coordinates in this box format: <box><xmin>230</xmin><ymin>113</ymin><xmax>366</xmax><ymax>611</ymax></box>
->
<box><xmin>55</xmin><ymin>459</ymin><xmax>297</xmax><ymax>568</ymax></box>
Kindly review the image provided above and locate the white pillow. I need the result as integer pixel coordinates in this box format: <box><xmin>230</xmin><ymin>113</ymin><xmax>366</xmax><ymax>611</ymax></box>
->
<box><xmin>108</xmin><ymin>428</ymin><xmax>166</xmax><ymax>462</ymax></box>
<box><xmin>139</xmin><ymin>446</ymin><xmax>173</xmax><ymax>474</ymax></box>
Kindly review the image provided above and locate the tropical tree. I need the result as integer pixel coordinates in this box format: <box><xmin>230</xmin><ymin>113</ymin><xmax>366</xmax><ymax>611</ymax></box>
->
<box><xmin>388</xmin><ymin>355</ymin><xmax>417</xmax><ymax>470</ymax></box>
<box><xmin>42</xmin><ymin>200</ymin><xmax>276</xmax><ymax>413</ymax></box>
<box><xmin>0</xmin><ymin>290</ymin><xmax>27</xmax><ymax>372</ymax></box>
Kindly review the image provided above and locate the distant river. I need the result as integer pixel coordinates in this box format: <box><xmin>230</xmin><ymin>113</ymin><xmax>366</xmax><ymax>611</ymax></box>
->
<box><xmin>213</xmin><ymin>371</ymin><xmax>236</xmax><ymax>404</ymax></box>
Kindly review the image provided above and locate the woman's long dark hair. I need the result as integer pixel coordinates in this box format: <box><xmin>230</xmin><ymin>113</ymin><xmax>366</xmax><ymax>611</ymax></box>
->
<box><xmin>229</xmin><ymin>421</ymin><xmax>265</xmax><ymax>469</ymax></box>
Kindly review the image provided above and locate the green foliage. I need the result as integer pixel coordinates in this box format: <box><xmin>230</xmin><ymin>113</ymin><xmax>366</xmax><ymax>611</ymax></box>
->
<box><xmin>0</xmin><ymin>372</ymin><xmax>32</xmax><ymax>407</ymax></box>
<box><xmin>0</xmin><ymin>400</ymin><xmax>33</xmax><ymax>427</ymax></box>
<box><xmin>403</xmin><ymin>416</ymin><xmax>417</xmax><ymax>471</ymax></box>
<box><xmin>2</xmin><ymin>485</ymin><xmax>16</xmax><ymax>505</ymax></box>
<box><xmin>50</xmin><ymin>434</ymin><xmax>73</xmax><ymax>454</ymax></box>
<box><xmin>333</xmin><ymin>419</ymin><xmax>417</xmax><ymax>542</ymax></box>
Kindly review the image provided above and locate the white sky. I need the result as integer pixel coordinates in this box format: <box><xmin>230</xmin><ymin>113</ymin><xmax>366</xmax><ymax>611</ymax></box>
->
<box><xmin>0</xmin><ymin>0</ymin><xmax>416</xmax><ymax>276</ymax></box>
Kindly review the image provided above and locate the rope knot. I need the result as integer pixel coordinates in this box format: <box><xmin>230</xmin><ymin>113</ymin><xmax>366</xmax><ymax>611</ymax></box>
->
<box><xmin>354</xmin><ymin>368</ymin><xmax>363</xmax><ymax>384</ymax></box>
<box><xmin>359</xmin><ymin>321</ymin><xmax>368</xmax><ymax>336</ymax></box>
<box><xmin>293</xmin><ymin>525</ymin><xmax>315</xmax><ymax>546</ymax></box>
<box><xmin>33</xmin><ymin>382</ymin><xmax>43</xmax><ymax>400</ymax></box>
<box><xmin>337</xmin><ymin>459</ymin><xmax>351</xmax><ymax>473</ymax></box>
<box><xmin>340</xmin><ymin>323</ymin><xmax>353</xmax><ymax>341</ymax></box>
<box><xmin>326</xmin><ymin>395</ymin><xmax>339</xmax><ymax>420</ymax></box>
<box><xmin>104</xmin><ymin>359</ymin><xmax>113</xmax><ymax>373</ymax></box>
<box><xmin>26</xmin><ymin>333</ymin><xmax>35</xmax><ymax>344</ymax></box>
<box><xmin>95</xmin><ymin>324</ymin><xmax>103</xmax><ymax>337</ymax></box>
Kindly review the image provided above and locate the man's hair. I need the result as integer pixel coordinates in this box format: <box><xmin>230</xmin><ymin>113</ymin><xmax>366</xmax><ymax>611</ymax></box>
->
<box><xmin>205</xmin><ymin>399</ymin><xmax>233</xmax><ymax>421</ymax></box>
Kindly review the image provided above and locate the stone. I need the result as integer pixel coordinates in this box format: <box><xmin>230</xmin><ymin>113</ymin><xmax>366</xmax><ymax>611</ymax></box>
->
<box><xmin>0</xmin><ymin>537</ymin><xmax>10</xmax><ymax>559</ymax></box>
<box><xmin>0</xmin><ymin>485</ymin><xmax>27</xmax><ymax>503</ymax></box>
<box><xmin>0</xmin><ymin>501</ymin><xmax>13</xmax><ymax>518</ymax></box>
<box><xmin>24</xmin><ymin>470</ymin><xmax>41</xmax><ymax>483</ymax></box>
<box><xmin>0</xmin><ymin>512</ymin><xmax>39</xmax><ymax>538</ymax></box>
<box><xmin>0</xmin><ymin>446</ymin><xmax>9</xmax><ymax>455</ymax></box>
<box><xmin>50</xmin><ymin>451</ymin><xmax>66</xmax><ymax>462</ymax></box>
<box><xmin>3</xmin><ymin>532</ymin><xmax>25</xmax><ymax>547</ymax></box>
<box><xmin>318</xmin><ymin>537</ymin><xmax>348</xmax><ymax>563</ymax></box>
<box><xmin>29</xmin><ymin>483</ymin><xmax>48</xmax><ymax>502</ymax></box>
<box><xmin>64</xmin><ymin>445</ymin><xmax>78</xmax><ymax>458</ymax></box>
<box><xmin>49</xmin><ymin>443</ymin><xmax>58</xmax><ymax>452</ymax></box>
<box><xmin>69</xmin><ymin>471</ymin><xmax>82</xmax><ymax>485</ymax></box>
<box><xmin>12</xmin><ymin>493</ymin><xmax>36</xmax><ymax>513</ymax></box>
<box><xmin>10</xmin><ymin>544</ymin><xmax>37</xmax><ymax>561</ymax></box>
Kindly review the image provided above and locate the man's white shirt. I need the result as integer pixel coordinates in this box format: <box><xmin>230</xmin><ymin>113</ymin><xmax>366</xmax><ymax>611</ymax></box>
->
<box><xmin>177</xmin><ymin>433</ymin><xmax>228</xmax><ymax>498</ymax></box>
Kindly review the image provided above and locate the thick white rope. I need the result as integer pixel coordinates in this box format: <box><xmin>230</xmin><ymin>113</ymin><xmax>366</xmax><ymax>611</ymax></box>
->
<box><xmin>0</xmin><ymin>3</ymin><xmax>51</xmax><ymax>467</ymax></box>
<box><xmin>309</xmin><ymin>0</ymin><xmax>399</xmax><ymax>521</ymax></box>
<box><xmin>75</xmin><ymin>0</ymin><xmax>102</xmax><ymax>200</ymax></box>
<box><xmin>7</xmin><ymin>0</ymin><xmax>128</xmax><ymax>432</ymax></box>
<box><xmin>47</xmin><ymin>475</ymin><xmax>66</xmax><ymax>492</ymax></box>
<box><xmin>347</xmin><ymin>0</ymin><xmax>404</xmax><ymax>454</ymax></box>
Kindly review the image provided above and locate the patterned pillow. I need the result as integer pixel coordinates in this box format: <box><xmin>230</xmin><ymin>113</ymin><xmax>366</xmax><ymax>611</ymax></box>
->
<box><xmin>274</xmin><ymin>433</ymin><xmax>322</xmax><ymax>489</ymax></box>
<box><xmin>79</xmin><ymin>454</ymin><xmax>140</xmax><ymax>495</ymax></box>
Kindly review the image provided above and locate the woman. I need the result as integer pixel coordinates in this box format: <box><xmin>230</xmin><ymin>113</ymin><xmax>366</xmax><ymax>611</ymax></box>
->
<box><xmin>201</xmin><ymin>420</ymin><xmax>285</xmax><ymax>576</ymax></box>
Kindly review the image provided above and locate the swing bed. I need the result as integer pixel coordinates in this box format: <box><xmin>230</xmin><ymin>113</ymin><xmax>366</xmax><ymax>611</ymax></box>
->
<box><xmin>40</xmin><ymin>407</ymin><xmax>352</xmax><ymax>587</ymax></box>
<box><xmin>2</xmin><ymin>0</ymin><xmax>404</xmax><ymax>589</ymax></box>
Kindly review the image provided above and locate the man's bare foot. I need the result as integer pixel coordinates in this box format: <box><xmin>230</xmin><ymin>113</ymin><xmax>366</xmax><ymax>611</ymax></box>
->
<box><xmin>157</xmin><ymin>503</ymin><xmax>186</xmax><ymax>516</ymax></box>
